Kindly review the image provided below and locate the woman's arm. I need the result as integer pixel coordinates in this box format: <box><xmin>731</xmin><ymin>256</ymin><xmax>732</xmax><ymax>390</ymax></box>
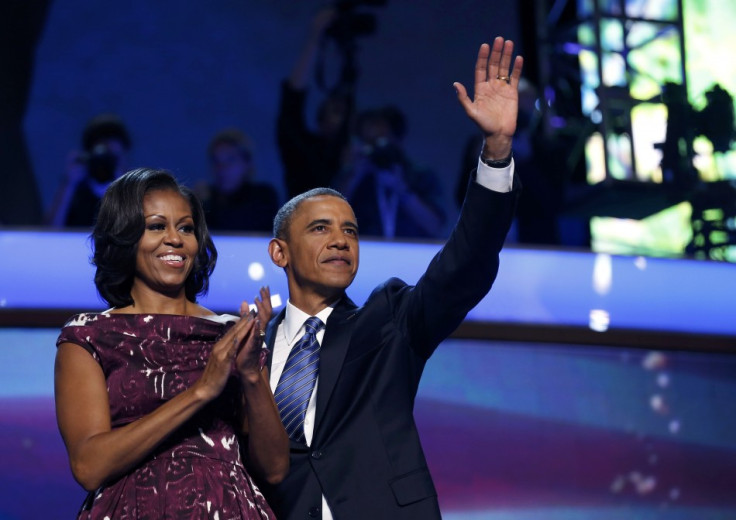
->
<box><xmin>55</xmin><ymin>313</ymin><xmax>259</xmax><ymax>491</ymax></box>
<box><xmin>235</xmin><ymin>286</ymin><xmax>290</xmax><ymax>484</ymax></box>
<box><xmin>239</xmin><ymin>367</ymin><xmax>290</xmax><ymax>485</ymax></box>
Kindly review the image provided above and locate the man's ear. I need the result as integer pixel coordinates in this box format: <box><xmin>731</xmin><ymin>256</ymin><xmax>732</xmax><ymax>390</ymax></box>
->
<box><xmin>268</xmin><ymin>238</ymin><xmax>288</xmax><ymax>268</ymax></box>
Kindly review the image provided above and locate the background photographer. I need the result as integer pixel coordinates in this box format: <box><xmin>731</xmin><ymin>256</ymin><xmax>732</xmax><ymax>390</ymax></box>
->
<box><xmin>45</xmin><ymin>113</ymin><xmax>132</xmax><ymax>228</ymax></box>
<box><xmin>277</xmin><ymin>1</ymin><xmax>387</xmax><ymax>200</ymax></box>
<box><xmin>195</xmin><ymin>127</ymin><xmax>280</xmax><ymax>232</ymax></box>
<box><xmin>276</xmin><ymin>6</ymin><xmax>354</xmax><ymax>200</ymax></box>
<box><xmin>335</xmin><ymin>104</ymin><xmax>446</xmax><ymax>238</ymax></box>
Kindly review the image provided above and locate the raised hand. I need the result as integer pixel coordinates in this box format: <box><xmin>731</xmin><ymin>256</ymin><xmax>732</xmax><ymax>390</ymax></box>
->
<box><xmin>238</xmin><ymin>286</ymin><xmax>273</xmax><ymax>323</ymax></box>
<box><xmin>454</xmin><ymin>36</ymin><xmax>524</xmax><ymax>159</ymax></box>
<box><xmin>233</xmin><ymin>315</ymin><xmax>267</xmax><ymax>382</ymax></box>
<box><xmin>236</xmin><ymin>286</ymin><xmax>272</xmax><ymax>380</ymax></box>
<box><xmin>253</xmin><ymin>286</ymin><xmax>273</xmax><ymax>324</ymax></box>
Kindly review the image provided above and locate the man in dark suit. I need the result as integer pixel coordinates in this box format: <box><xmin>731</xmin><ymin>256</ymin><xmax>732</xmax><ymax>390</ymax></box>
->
<box><xmin>262</xmin><ymin>36</ymin><xmax>524</xmax><ymax>519</ymax></box>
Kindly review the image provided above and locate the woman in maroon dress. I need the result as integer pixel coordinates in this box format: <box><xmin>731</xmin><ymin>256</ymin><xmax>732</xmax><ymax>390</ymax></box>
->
<box><xmin>54</xmin><ymin>168</ymin><xmax>288</xmax><ymax>519</ymax></box>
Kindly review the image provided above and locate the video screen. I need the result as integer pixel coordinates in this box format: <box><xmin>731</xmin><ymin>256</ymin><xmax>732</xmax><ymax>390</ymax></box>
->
<box><xmin>577</xmin><ymin>0</ymin><xmax>736</xmax><ymax>261</ymax></box>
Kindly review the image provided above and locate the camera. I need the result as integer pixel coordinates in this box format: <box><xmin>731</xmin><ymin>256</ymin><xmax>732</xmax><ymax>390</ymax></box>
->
<box><xmin>80</xmin><ymin>144</ymin><xmax>119</xmax><ymax>183</ymax></box>
<box><xmin>326</xmin><ymin>0</ymin><xmax>387</xmax><ymax>46</ymax></box>
<box><xmin>365</xmin><ymin>139</ymin><xmax>404</xmax><ymax>170</ymax></box>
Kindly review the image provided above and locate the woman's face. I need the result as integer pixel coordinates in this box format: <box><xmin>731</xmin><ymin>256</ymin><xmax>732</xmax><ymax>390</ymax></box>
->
<box><xmin>133</xmin><ymin>189</ymin><xmax>199</xmax><ymax>297</ymax></box>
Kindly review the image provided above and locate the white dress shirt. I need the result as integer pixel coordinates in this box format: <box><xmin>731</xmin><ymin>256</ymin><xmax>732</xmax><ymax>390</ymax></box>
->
<box><xmin>270</xmin><ymin>301</ymin><xmax>334</xmax><ymax>446</ymax></box>
<box><xmin>270</xmin><ymin>301</ymin><xmax>335</xmax><ymax>519</ymax></box>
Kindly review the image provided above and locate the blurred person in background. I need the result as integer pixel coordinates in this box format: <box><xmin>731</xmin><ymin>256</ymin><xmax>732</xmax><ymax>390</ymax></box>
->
<box><xmin>335</xmin><ymin>104</ymin><xmax>446</xmax><ymax>239</ymax></box>
<box><xmin>196</xmin><ymin>127</ymin><xmax>279</xmax><ymax>233</ymax></box>
<box><xmin>277</xmin><ymin>6</ymin><xmax>354</xmax><ymax>200</ymax></box>
<box><xmin>46</xmin><ymin>113</ymin><xmax>132</xmax><ymax>228</ymax></box>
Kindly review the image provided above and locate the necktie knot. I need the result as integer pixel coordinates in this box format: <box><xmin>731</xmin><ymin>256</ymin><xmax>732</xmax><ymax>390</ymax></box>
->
<box><xmin>303</xmin><ymin>316</ymin><xmax>324</xmax><ymax>337</ymax></box>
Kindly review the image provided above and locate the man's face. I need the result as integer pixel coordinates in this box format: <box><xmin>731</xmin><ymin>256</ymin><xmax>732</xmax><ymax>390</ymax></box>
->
<box><xmin>274</xmin><ymin>195</ymin><xmax>359</xmax><ymax>303</ymax></box>
<box><xmin>318</xmin><ymin>96</ymin><xmax>349</xmax><ymax>137</ymax></box>
<box><xmin>358</xmin><ymin>118</ymin><xmax>395</xmax><ymax>147</ymax></box>
<box><xmin>210</xmin><ymin>142</ymin><xmax>251</xmax><ymax>193</ymax></box>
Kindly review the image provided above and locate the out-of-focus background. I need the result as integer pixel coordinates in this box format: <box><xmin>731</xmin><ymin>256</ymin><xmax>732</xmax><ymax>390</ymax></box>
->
<box><xmin>2</xmin><ymin>0</ymin><xmax>736</xmax><ymax>518</ymax></box>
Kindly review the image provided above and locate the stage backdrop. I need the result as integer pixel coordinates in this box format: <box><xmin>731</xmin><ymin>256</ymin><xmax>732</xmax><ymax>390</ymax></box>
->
<box><xmin>2</xmin><ymin>333</ymin><xmax>735</xmax><ymax>519</ymax></box>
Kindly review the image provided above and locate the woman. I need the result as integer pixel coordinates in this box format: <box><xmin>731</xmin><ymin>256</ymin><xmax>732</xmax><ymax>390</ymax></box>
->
<box><xmin>54</xmin><ymin>168</ymin><xmax>288</xmax><ymax>519</ymax></box>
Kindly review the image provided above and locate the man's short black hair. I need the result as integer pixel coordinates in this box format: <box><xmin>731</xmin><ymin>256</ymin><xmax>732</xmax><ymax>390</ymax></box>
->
<box><xmin>207</xmin><ymin>127</ymin><xmax>254</xmax><ymax>162</ymax></box>
<box><xmin>82</xmin><ymin>113</ymin><xmax>132</xmax><ymax>152</ymax></box>
<box><xmin>273</xmin><ymin>187</ymin><xmax>348</xmax><ymax>240</ymax></box>
<box><xmin>355</xmin><ymin>105</ymin><xmax>407</xmax><ymax>140</ymax></box>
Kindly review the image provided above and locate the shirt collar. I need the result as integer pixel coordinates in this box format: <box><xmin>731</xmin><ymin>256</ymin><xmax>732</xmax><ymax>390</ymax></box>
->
<box><xmin>284</xmin><ymin>300</ymin><xmax>336</xmax><ymax>344</ymax></box>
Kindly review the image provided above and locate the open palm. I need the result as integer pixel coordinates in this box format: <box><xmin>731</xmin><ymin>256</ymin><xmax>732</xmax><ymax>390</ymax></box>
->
<box><xmin>455</xmin><ymin>37</ymin><xmax>524</xmax><ymax>153</ymax></box>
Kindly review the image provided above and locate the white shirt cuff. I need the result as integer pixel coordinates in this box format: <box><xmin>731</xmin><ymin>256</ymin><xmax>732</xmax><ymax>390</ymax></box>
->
<box><xmin>475</xmin><ymin>157</ymin><xmax>514</xmax><ymax>193</ymax></box>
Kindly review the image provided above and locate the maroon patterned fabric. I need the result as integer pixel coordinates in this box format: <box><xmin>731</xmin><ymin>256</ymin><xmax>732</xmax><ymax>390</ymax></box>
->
<box><xmin>57</xmin><ymin>312</ymin><xmax>275</xmax><ymax>520</ymax></box>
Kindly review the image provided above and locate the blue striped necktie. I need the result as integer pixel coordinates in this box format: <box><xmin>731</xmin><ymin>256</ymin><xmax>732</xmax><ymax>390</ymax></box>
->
<box><xmin>275</xmin><ymin>316</ymin><xmax>324</xmax><ymax>442</ymax></box>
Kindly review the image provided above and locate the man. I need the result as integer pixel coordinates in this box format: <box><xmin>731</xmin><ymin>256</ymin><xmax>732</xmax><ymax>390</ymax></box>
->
<box><xmin>196</xmin><ymin>127</ymin><xmax>279</xmax><ymax>232</ymax></box>
<box><xmin>262</xmin><ymin>36</ymin><xmax>524</xmax><ymax>519</ymax></box>
<box><xmin>335</xmin><ymin>104</ymin><xmax>447</xmax><ymax>239</ymax></box>
<box><xmin>45</xmin><ymin>113</ymin><xmax>132</xmax><ymax>228</ymax></box>
<box><xmin>276</xmin><ymin>7</ymin><xmax>354</xmax><ymax>200</ymax></box>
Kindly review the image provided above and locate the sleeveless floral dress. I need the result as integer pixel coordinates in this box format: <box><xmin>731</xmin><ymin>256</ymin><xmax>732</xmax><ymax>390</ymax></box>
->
<box><xmin>57</xmin><ymin>312</ymin><xmax>275</xmax><ymax>520</ymax></box>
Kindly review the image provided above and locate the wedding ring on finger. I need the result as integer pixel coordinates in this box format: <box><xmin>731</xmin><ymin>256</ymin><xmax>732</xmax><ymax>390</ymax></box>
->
<box><xmin>258</xmin><ymin>329</ymin><xmax>266</xmax><ymax>339</ymax></box>
<box><xmin>496</xmin><ymin>75</ymin><xmax>510</xmax><ymax>82</ymax></box>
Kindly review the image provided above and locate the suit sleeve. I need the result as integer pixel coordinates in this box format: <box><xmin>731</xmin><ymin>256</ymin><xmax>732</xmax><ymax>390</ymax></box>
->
<box><xmin>396</xmin><ymin>171</ymin><xmax>520</xmax><ymax>356</ymax></box>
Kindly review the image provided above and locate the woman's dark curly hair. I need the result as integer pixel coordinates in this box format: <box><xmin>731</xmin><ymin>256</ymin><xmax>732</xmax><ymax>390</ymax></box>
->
<box><xmin>91</xmin><ymin>167</ymin><xmax>217</xmax><ymax>308</ymax></box>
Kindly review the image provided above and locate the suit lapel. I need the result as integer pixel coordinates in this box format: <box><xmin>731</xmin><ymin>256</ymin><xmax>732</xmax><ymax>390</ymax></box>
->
<box><xmin>313</xmin><ymin>297</ymin><xmax>358</xmax><ymax>441</ymax></box>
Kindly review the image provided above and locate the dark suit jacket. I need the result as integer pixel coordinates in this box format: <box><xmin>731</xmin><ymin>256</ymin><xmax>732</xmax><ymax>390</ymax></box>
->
<box><xmin>261</xmin><ymin>174</ymin><xmax>520</xmax><ymax>519</ymax></box>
